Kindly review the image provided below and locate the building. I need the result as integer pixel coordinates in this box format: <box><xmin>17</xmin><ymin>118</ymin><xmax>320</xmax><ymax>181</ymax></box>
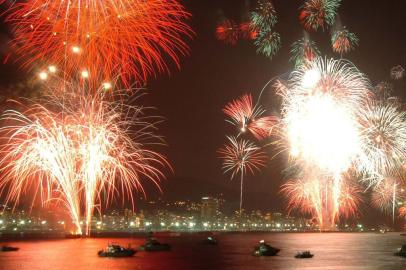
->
<box><xmin>200</xmin><ymin>197</ymin><xmax>219</xmax><ymax>222</ymax></box>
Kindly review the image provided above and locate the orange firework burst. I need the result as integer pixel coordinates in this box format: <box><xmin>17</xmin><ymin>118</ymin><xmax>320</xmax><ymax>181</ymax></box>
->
<box><xmin>5</xmin><ymin>0</ymin><xmax>192</xmax><ymax>86</ymax></box>
<box><xmin>223</xmin><ymin>94</ymin><xmax>277</xmax><ymax>140</ymax></box>
<box><xmin>0</xmin><ymin>84</ymin><xmax>170</xmax><ymax>235</ymax></box>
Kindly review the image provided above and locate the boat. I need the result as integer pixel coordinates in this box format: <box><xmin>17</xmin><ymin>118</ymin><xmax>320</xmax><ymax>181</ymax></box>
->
<box><xmin>139</xmin><ymin>238</ymin><xmax>171</xmax><ymax>252</ymax></box>
<box><xmin>1</xmin><ymin>246</ymin><xmax>19</xmax><ymax>252</ymax></box>
<box><xmin>295</xmin><ymin>250</ymin><xmax>314</xmax><ymax>259</ymax></box>
<box><xmin>202</xmin><ymin>236</ymin><xmax>218</xmax><ymax>245</ymax></box>
<box><xmin>98</xmin><ymin>243</ymin><xmax>136</xmax><ymax>258</ymax></box>
<box><xmin>394</xmin><ymin>245</ymin><xmax>406</xmax><ymax>257</ymax></box>
<box><xmin>252</xmin><ymin>240</ymin><xmax>280</xmax><ymax>257</ymax></box>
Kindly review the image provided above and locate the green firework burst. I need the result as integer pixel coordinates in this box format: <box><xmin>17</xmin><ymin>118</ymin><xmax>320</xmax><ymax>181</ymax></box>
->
<box><xmin>254</xmin><ymin>31</ymin><xmax>281</xmax><ymax>59</ymax></box>
<box><xmin>331</xmin><ymin>28</ymin><xmax>359</xmax><ymax>55</ymax></box>
<box><xmin>251</xmin><ymin>0</ymin><xmax>278</xmax><ymax>32</ymax></box>
<box><xmin>290</xmin><ymin>37</ymin><xmax>321</xmax><ymax>67</ymax></box>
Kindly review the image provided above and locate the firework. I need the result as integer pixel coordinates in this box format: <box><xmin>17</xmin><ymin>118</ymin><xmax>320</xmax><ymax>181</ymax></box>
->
<box><xmin>281</xmin><ymin>58</ymin><xmax>370</xmax><ymax>175</ymax></box>
<box><xmin>5</xmin><ymin>0</ymin><xmax>192</xmax><ymax>86</ymax></box>
<box><xmin>239</xmin><ymin>22</ymin><xmax>257</xmax><ymax>40</ymax></box>
<box><xmin>254</xmin><ymin>31</ymin><xmax>281</xmax><ymax>59</ymax></box>
<box><xmin>223</xmin><ymin>94</ymin><xmax>277</xmax><ymax>140</ymax></box>
<box><xmin>67</xmin><ymin>89</ymin><xmax>169</xmax><ymax>235</ymax></box>
<box><xmin>282</xmin><ymin>175</ymin><xmax>362</xmax><ymax>229</ymax></box>
<box><xmin>357</xmin><ymin>102</ymin><xmax>406</xmax><ymax>186</ymax></box>
<box><xmin>0</xmin><ymin>104</ymin><xmax>83</xmax><ymax>234</ymax></box>
<box><xmin>290</xmin><ymin>36</ymin><xmax>320</xmax><ymax>67</ymax></box>
<box><xmin>250</xmin><ymin>0</ymin><xmax>278</xmax><ymax>32</ymax></box>
<box><xmin>372</xmin><ymin>178</ymin><xmax>405</xmax><ymax>223</ymax></box>
<box><xmin>331</xmin><ymin>28</ymin><xmax>359</xmax><ymax>55</ymax></box>
<box><xmin>216</xmin><ymin>19</ymin><xmax>240</xmax><ymax>46</ymax></box>
<box><xmin>278</xmin><ymin>57</ymin><xmax>371</xmax><ymax>229</ymax></box>
<box><xmin>299</xmin><ymin>0</ymin><xmax>341</xmax><ymax>31</ymax></box>
<box><xmin>391</xmin><ymin>65</ymin><xmax>405</xmax><ymax>80</ymax></box>
<box><xmin>338</xmin><ymin>179</ymin><xmax>363</xmax><ymax>220</ymax></box>
<box><xmin>399</xmin><ymin>203</ymin><xmax>406</xmax><ymax>218</ymax></box>
<box><xmin>374</xmin><ymin>82</ymin><xmax>394</xmax><ymax>101</ymax></box>
<box><xmin>218</xmin><ymin>136</ymin><xmax>267</xmax><ymax>214</ymax></box>
<box><xmin>0</xmin><ymin>85</ymin><xmax>169</xmax><ymax>235</ymax></box>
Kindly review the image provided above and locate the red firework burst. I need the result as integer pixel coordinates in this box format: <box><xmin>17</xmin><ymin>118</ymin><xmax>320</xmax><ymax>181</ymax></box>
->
<box><xmin>223</xmin><ymin>94</ymin><xmax>277</xmax><ymax>140</ymax></box>
<box><xmin>215</xmin><ymin>19</ymin><xmax>240</xmax><ymax>46</ymax></box>
<box><xmin>5</xmin><ymin>0</ymin><xmax>193</xmax><ymax>87</ymax></box>
<box><xmin>239</xmin><ymin>22</ymin><xmax>257</xmax><ymax>40</ymax></box>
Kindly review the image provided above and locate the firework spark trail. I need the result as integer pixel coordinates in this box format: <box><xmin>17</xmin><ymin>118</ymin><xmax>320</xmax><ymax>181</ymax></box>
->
<box><xmin>0</xmin><ymin>86</ymin><xmax>170</xmax><ymax>235</ymax></box>
<box><xmin>5</xmin><ymin>0</ymin><xmax>193</xmax><ymax>86</ymax></box>
<box><xmin>0</xmin><ymin>104</ymin><xmax>83</xmax><ymax>234</ymax></box>
<box><xmin>64</xmin><ymin>89</ymin><xmax>170</xmax><ymax>235</ymax></box>
<box><xmin>218</xmin><ymin>136</ymin><xmax>267</xmax><ymax>214</ymax></box>
<box><xmin>278</xmin><ymin>57</ymin><xmax>371</xmax><ymax>229</ymax></box>
<box><xmin>282</xmin><ymin>174</ymin><xmax>362</xmax><ymax>227</ymax></box>
<box><xmin>372</xmin><ymin>178</ymin><xmax>406</xmax><ymax>223</ymax></box>
<box><xmin>223</xmin><ymin>94</ymin><xmax>277</xmax><ymax>140</ymax></box>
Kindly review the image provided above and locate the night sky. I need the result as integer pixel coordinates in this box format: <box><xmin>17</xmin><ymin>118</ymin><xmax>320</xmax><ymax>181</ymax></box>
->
<box><xmin>1</xmin><ymin>0</ymin><xmax>406</xmax><ymax>218</ymax></box>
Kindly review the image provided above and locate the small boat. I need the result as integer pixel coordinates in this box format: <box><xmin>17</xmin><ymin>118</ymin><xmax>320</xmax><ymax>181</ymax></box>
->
<box><xmin>1</xmin><ymin>246</ymin><xmax>19</xmax><ymax>252</ymax></box>
<box><xmin>253</xmin><ymin>240</ymin><xmax>280</xmax><ymax>257</ymax></box>
<box><xmin>394</xmin><ymin>245</ymin><xmax>406</xmax><ymax>257</ymax></box>
<box><xmin>202</xmin><ymin>236</ymin><xmax>218</xmax><ymax>245</ymax></box>
<box><xmin>140</xmin><ymin>238</ymin><xmax>171</xmax><ymax>252</ymax></box>
<box><xmin>295</xmin><ymin>250</ymin><xmax>314</xmax><ymax>259</ymax></box>
<box><xmin>98</xmin><ymin>243</ymin><xmax>136</xmax><ymax>258</ymax></box>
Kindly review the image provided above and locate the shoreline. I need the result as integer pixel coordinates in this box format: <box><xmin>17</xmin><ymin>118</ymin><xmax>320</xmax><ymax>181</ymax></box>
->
<box><xmin>0</xmin><ymin>230</ymin><xmax>401</xmax><ymax>241</ymax></box>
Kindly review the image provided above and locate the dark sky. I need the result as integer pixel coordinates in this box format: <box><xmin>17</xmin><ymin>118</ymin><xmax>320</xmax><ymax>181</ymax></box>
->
<box><xmin>1</xmin><ymin>0</ymin><xmax>406</xmax><ymax>218</ymax></box>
